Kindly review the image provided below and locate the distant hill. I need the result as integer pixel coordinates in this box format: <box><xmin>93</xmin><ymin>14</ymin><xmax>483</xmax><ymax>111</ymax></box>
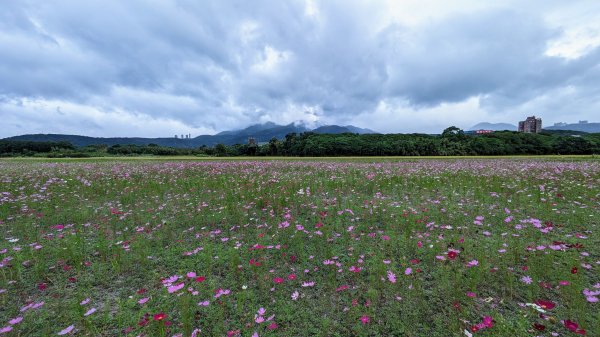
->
<box><xmin>3</xmin><ymin>123</ymin><xmax>376</xmax><ymax>148</ymax></box>
<box><xmin>544</xmin><ymin>122</ymin><xmax>600</xmax><ymax>133</ymax></box>
<box><xmin>469</xmin><ymin>122</ymin><xmax>517</xmax><ymax>131</ymax></box>
<box><xmin>312</xmin><ymin>125</ymin><xmax>376</xmax><ymax>134</ymax></box>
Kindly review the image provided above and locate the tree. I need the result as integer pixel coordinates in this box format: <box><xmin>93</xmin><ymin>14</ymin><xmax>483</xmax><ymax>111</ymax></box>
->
<box><xmin>215</xmin><ymin>143</ymin><xmax>228</xmax><ymax>156</ymax></box>
<box><xmin>268</xmin><ymin>137</ymin><xmax>280</xmax><ymax>156</ymax></box>
<box><xmin>441</xmin><ymin>126</ymin><xmax>465</xmax><ymax>138</ymax></box>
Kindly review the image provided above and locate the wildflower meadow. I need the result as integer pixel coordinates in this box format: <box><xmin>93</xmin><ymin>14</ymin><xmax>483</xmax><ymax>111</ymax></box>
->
<box><xmin>0</xmin><ymin>158</ymin><xmax>598</xmax><ymax>336</ymax></box>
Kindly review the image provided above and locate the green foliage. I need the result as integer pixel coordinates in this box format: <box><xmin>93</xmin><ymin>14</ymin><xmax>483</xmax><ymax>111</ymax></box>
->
<box><xmin>3</xmin><ymin>128</ymin><xmax>600</xmax><ymax>157</ymax></box>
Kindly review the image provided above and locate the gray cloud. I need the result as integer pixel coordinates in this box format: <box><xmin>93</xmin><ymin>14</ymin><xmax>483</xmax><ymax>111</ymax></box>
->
<box><xmin>1</xmin><ymin>0</ymin><xmax>600</xmax><ymax>137</ymax></box>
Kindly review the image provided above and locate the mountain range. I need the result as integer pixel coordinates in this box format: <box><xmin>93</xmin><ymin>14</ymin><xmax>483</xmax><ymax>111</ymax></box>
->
<box><xmin>3</xmin><ymin>123</ymin><xmax>376</xmax><ymax>148</ymax></box>
<box><xmin>468</xmin><ymin>122</ymin><xmax>517</xmax><ymax>131</ymax></box>
<box><xmin>544</xmin><ymin>122</ymin><xmax>600</xmax><ymax>133</ymax></box>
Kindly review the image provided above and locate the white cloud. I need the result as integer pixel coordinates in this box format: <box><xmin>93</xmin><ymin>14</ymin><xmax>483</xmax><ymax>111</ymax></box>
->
<box><xmin>1</xmin><ymin>0</ymin><xmax>599</xmax><ymax>137</ymax></box>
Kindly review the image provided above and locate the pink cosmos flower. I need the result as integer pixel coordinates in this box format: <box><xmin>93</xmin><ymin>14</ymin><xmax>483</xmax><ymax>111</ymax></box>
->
<box><xmin>466</xmin><ymin>260</ymin><xmax>479</xmax><ymax>267</ymax></box>
<box><xmin>404</xmin><ymin>267</ymin><xmax>412</xmax><ymax>275</ymax></box>
<box><xmin>359</xmin><ymin>315</ymin><xmax>370</xmax><ymax>324</ymax></box>
<box><xmin>8</xmin><ymin>317</ymin><xmax>23</xmax><ymax>325</ymax></box>
<box><xmin>387</xmin><ymin>270</ymin><xmax>397</xmax><ymax>283</ymax></box>
<box><xmin>214</xmin><ymin>289</ymin><xmax>230</xmax><ymax>298</ymax></box>
<box><xmin>521</xmin><ymin>276</ymin><xmax>533</xmax><ymax>284</ymax></box>
<box><xmin>162</xmin><ymin>275</ymin><xmax>179</xmax><ymax>284</ymax></box>
<box><xmin>0</xmin><ymin>326</ymin><xmax>13</xmax><ymax>334</ymax></box>
<box><xmin>57</xmin><ymin>325</ymin><xmax>75</xmax><ymax>335</ymax></box>
<box><xmin>138</xmin><ymin>297</ymin><xmax>149</xmax><ymax>304</ymax></box>
<box><xmin>168</xmin><ymin>282</ymin><xmax>185</xmax><ymax>293</ymax></box>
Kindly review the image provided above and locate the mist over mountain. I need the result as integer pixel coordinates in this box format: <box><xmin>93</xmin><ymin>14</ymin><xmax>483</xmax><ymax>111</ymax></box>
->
<box><xmin>469</xmin><ymin>122</ymin><xmax>517</xmax><ymax>131</ymax></box>
<box><xmin>3</xmin><ymin>123</ymin><xmax>377</xmax><ymax>148</ymax></box>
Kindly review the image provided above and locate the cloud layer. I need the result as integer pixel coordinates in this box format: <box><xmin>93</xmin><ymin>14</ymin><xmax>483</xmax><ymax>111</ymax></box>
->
<box><xmin>1</xmin><ymin>0</ymin><xmax>600</xmax><ymax>137</ymax></box>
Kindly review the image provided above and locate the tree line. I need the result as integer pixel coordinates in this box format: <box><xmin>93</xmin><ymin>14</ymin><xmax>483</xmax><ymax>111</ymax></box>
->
<box><xmin>2</xmin><ymin>128</ymin><xmax>599</xmax><ymax>157</ymax></box>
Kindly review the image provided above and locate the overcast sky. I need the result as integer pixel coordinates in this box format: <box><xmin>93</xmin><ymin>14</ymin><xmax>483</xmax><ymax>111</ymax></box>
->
<box><xmin>1</xmin><ymin>0</ymin><xmax>600</xmax><ymax>137</ymax></box>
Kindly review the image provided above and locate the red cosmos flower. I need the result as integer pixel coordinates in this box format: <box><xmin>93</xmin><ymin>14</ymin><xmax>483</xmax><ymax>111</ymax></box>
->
<box><xmin>563</xmin><ymin>320</ymin><xmax>586</xmax><ymax>335</ymax></box>
<box><xmin>571</xmin><ymin>267</ymin><xmax>578</xmax><ymax>274</ymax></box>
<box><xmin>267</xmin><ymin>322</ymin><xmax>278</xmax><ymax>330</ymax></box>
<box><xmin>482</xmin><ymin>316</ymin><xmax>493</xmax><ymax>328</ymax></box>
<box><xmin>273</xmin><ymin>277</ymin><xmax>284</xmax><ymax>284</ymax></box>
<box><xmin>290</xmin><ymin>255</ymin><xmax>297</xmax><ymax>263</ymax></box>
<box><xmin>287</xmin><ymin>274</ymin><xmax>297</xmax><ymax>280</ymax></box>
<box><xmin>137</xmin><ymin>288</ymin><xmax>147</xmax><ymax>294</ymax></box>
<box><xmin>533</xmin><ymin>323</ymin><xmax>546</xmax><ymax>331</ymax></box>
<box><xmin>195</xmin><ymin>276</ymin><xmax>206</xmax><ymax>283</ymax></box>
<box><xmin>153</xmin><ymin>313</ymin><xmax>167</xmax><ymax>321</ymax></box>
<box><xmin>410</xmin><ymin>259</ymin><xmax>420</xmax><ymax>264</ymax></box>
<box><xmin>452</xmin><ymin>301</ymin><xmax>461</xmax><ymax>311</ymax></box>
<box><xmin>447</xmin><ymin>251</ymin><xmax>458</xmax><ymax>260</ymax></box>
<box><xmin>534</xmin><ymin>299</ymin><xmax>556</xmax><ymax>310</ymax></box>
<box><xmin>227</xmin><ymin>330</ymin><xmax>241</xmax><ymax>337</ymax></box>
<box><xmin>336</xmin><ymin>285</ymin><xmax>349</xmax><ymax>292</ymax></box>
<box><xmin>567</xmin><ymin>243</ymin><xmax>584</xmax><ymax>249</ymax></box>
<box><xmin>359</xmin><ymin>315</ymin><xmax>370</xmax><ymax>324</ymax></box>
<box><xmin>38</xmin><ymin>283</ymin><xmax>47</xmax><ymax>291</ymax></box>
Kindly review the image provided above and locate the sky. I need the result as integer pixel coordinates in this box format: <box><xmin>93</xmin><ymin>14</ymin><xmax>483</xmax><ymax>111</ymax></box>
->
<box><xmin>1</xmin><ymin>0</ymin><xmax>600</xmax><ymax>138</ymax></box>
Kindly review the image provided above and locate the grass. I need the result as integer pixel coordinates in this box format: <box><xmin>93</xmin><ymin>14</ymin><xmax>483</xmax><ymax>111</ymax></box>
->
<box><xmin>0</xmin><ymin>158</ymin><xmax>598</xmax><ymax>336</ymax></box>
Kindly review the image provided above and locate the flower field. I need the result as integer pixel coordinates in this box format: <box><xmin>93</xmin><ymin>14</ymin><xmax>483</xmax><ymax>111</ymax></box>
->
<box><xmin>0</xmin><ymin>159</ymin><xmax>598</xmax><ymax>336</ymax></box>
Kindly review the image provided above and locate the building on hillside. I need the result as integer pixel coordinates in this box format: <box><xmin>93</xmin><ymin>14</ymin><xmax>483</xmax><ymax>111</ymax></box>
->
<box><xmin>518</xmin><ymin>116</ymin><xmax>542</xmax><ymax>133</ymax></box>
